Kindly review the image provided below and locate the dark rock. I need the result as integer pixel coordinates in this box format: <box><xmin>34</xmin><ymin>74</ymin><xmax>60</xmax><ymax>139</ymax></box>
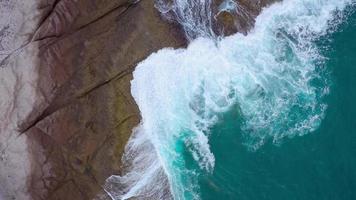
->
<box><xmin>24</xmin><ymin>0</ymin><xmax>185</xmax><ymax>199</ymax></box>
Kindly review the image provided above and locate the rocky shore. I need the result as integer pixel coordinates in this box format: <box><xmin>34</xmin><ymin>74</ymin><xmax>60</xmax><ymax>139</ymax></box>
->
<box><xmin>0</xmin><ymin>0</ymin><xmax>275</xmax><ymax>199</ymax></box>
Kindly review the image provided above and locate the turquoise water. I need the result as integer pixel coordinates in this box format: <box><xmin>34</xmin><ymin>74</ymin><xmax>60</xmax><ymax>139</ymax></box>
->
<box><xmin>198</xmin><ymin>8</ymin><xmax>356</xmax><ymax>200</ymax></box>
<box><xmin>105</xmin><ymin>1</ymin><xmax>356</xmax><ymax>200</ymax></box>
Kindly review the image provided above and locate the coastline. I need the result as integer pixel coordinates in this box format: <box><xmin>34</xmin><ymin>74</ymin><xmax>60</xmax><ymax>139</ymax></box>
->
<box><xmin>1</xmin><ymin>0</ymin><xmax>276</xmax><ymax>199</ymax></box>
<box><xmin>105</xmin><ymin>0</ymin><xmax>279</xmax><ymax>199</ymax></box>
<box><xmin>114</xmin><ymin>0</ymin><xmax>353</xmax><ymax>199</ymax></box>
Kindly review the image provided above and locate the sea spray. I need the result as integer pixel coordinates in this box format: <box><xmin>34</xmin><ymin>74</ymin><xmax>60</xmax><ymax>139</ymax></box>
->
<box><xmin>155</xmin><ymin>0</ymin><xmax>215</xmax><ymax>40</ymax></box>
<box><xmin>105</xmin><ymin>0</ymin><xmax>354</xmax><ymax>199</ymax></box>
<box><xmin>104</xmin><ymin>127</ymin><xmax>172</xmax><ymax>199</ymax></box>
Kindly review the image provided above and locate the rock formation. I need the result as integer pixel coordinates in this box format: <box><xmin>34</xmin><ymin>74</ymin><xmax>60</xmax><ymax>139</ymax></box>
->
<box><xmin>0</xmin><ymin>0</ymin><xmax>276</xmax><ymax>199</ymax></box>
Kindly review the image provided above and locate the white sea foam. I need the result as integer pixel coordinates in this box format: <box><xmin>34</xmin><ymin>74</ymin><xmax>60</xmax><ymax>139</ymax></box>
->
<box><xmin>155</xmin><ymin>0</ymin><xmax>216</xmax><ymax>40</ymax></box>
<box><xmin>105</xmin><ymin>0</ymin><xmax>353</xmax><ymax>199</ymax></box>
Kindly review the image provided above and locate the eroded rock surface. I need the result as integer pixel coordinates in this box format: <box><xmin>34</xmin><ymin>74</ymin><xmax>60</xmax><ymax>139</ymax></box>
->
<box><xmin>24</xmin><ymin>0</ymin><xmax>185</xmax><ymax>199</ymax></box>
<box><xmin>0</xmin><ymin>0</ymin><xmax>276</xmax><ymax>199</ymax></box>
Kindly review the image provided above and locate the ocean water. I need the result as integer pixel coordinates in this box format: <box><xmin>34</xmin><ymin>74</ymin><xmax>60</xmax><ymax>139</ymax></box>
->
<box><xmin>104</xmin><ymin>0</ymin><xmax>356</xmax><ymax>199</ymax></box>
<box><xmin>199</xmin><ymin>8</ymin><xmax>356</xmax><ymax>199</ymax></box>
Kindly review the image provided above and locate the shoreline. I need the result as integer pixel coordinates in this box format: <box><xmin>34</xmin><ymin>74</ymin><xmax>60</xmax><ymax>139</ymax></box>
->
<box><xmin>1</xmin><ymin>0</ymin><xmax>276</xmax><ymax>199</ymax></box>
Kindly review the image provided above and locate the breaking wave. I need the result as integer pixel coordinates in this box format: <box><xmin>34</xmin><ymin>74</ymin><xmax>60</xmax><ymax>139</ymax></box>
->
<box><xmin>105</xmin><ymin>0</ymin><xmax>354</xmax><ymax>199</ymax></box>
